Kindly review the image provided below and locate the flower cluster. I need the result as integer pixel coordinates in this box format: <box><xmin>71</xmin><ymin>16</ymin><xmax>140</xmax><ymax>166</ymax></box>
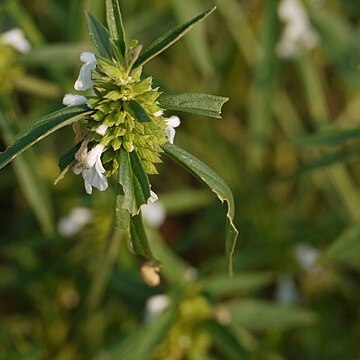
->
<box><xmin>276</xmin><ymin>0</ymin><xmax>319</xmax><ymax>59</ymax></box>
<box><xmin>63</xmin><ymin>50</ymin><xmax>181</xmax><ymax>195</ymax></box>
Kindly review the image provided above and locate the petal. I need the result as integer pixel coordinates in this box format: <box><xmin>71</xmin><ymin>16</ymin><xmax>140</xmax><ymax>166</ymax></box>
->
<box><xmin>94</xmin><ymin>157</ymin><xmax>106</xmax><ymax>174</ymax></box>
<box><xmin>148</xmin><ymin>190</ymin><xmax>158</xmax><ymax>204</ymax></box>
<box><xmin>154</xmin><ymin>110</ymin><xmax>164</xmax><ymax>117</ymax></box>
<box><xmin>74</xmin><ymin>140</ymin><xmax>89</xmax><ymax>164</ymax></box>
<box><xmin>84</xmin><ymin>179</ymin><xmax>93</xmax><ymax>195</ymax></box>
<box><xmin>166</xmin><ymin>115</ymin><xmax>181</xmax><ymax>128</ymax></box>
<box><xmin>75</xmin><ymin>63</ymin><xmax>95</xmax><ymax>90</ymax></box>
<box><xmin>80</xmin><ymin>51</ymin><xmax>97</xmax><ymax>65</ymax></box>
<box><xmin>165</xmin><ymin>126</ymin><xmax>176</xmax><ymax>144</ymax></box>
<box><xmin>62</xmin><ymin>94</ymin><xmax>89</xmax><ymax>107</ymax></box>
<box><xmin>2</xmin><ymin>28</ymin><xmax>31</xmax><ymax>53</ymax></box>
<box><xmin>86</xmin><ymin>144</ymin><xmax>104</xmax><ymax>168</ymax></box>
<box><xmin>96</xmin><ymin>124</ymin><xmax>108</xmax><ymax>136</ymax></box>
<box><xmin>82</xmin><ymin>167</ymin><xmax>108</xmax><ymax>192</ymax></box>
<box><xmin>73</xmin><ymin>163</ymin><xmax>83</xmax><ymax>175</ymax></box>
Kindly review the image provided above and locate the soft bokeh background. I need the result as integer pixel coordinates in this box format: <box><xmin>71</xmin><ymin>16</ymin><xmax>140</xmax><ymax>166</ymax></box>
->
<box><xmin>1</xmin><ymin>0</ymin><xmax>360</xmax><ymax>359</ymax></box>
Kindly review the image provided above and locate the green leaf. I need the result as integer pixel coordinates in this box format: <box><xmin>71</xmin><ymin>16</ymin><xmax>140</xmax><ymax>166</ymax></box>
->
<box><xmin>295</xmin><ymin>127</ymin><xmax>360</xmax><ymax>147</ymax></box>
<box><xmin>130</xmin><ymin>213</ymin><xmax>157</xmax><ymax>261</ymax></box>
<box><xmin>0</xmin><ymin>105</ymin><xmax>91</xmax><ymax>170</ymax></box>
<box><xmin>118</xmin><ymin>149</ymin><xmax>151</xmax><ymax>216</ymax></box>
<box><xmin>115</xmin><ymin>184</ymin><xmax>130</xmax><ymax>230</ymax></box>
<box><xmin>58</xmin><ymin>145</ymin><xmax>79</xmax><ymax>172</ymax></box>
<box><xmin>106</xmin><ymin>0</ymin><xmax>126</xmax><ymax>56</ymax></box>
<box><xmin>134</xmin><ymin>6</ymin><xmax>216</xmax><ymax>68</ymax></box>
<box><xmin>205</xmin><ymin>320</ymin><xmax>250</xmax><ymax>360</ymax></box>
<box><xmin>201</xmin><ymin>272</ymin><xmax>273</xmax><ymax>298</ymax></box>
<box><xmin>54</xmin><ymin>145</ymin><xmax>80</xmax><ymax>185</ymax></box>
<box><xmin>224</xmin><ymin>300</ymin><xmax>318</xmax><ymax>330</ymax></box>
<box><xmin>86</xmin><ymin>12</ymin><xmax>114</xmax><ymax>59</ymax></box>
<box><xmin>321</xmin><ymin>223</ymin><xmax>360</xmax><ymax>267</ymax></box>
<box><xmin>159</xmin><ymin>93</ymin><xmax>229</xmax><ymax>118</ymax></box>
<box><xmin>124</xmin><ymin>100</ymin><xmax>152</xmax><ymax>122</ymax></box>
<box><xmin>162</xmin><ymin>143</ymin><xmax>238</xmax><ymax>275</ymax></box>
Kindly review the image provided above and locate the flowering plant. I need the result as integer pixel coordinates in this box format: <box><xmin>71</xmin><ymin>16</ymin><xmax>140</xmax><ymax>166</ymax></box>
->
<box><xmin>0</xmin><ymin>0</ymin><xmax>237</xmax><ymax>274</ymax></box>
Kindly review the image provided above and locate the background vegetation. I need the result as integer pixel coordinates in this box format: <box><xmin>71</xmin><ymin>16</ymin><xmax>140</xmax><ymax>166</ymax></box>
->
<box><xmin>1</xmin><ymin>0</ymin><xmax>360</xmax><ymax>359</ymax></box>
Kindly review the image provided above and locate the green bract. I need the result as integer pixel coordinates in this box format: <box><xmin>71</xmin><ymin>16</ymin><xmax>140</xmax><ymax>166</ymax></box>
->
<box><xmin>88</xmin><ymin>60</ymin><xmax>167</xmax><ymax>175</ymax></box>
<box><xmin>0</xmin><ymin>0</ymin><xmax>238</xmax><ymax>275</ymax></box>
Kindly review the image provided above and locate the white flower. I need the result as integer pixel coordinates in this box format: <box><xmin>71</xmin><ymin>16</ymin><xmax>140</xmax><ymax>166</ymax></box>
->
<box><xmin>74</xmin><ymin>51</ymin><xmax>97</xmax><ymax>91</ymax></box>
<box><xmin>73</xmin><ymin>142</ymin><xmax>108</xmax><ymax>195</ymax></box>
<box><xmin>62</xmin><ymin>94</ymin><xmax>92</xmax><ymax>108</ymax></box>
<box><xmin>145</xmin><ymin>294</ymin><xmax>169</xmax><ymax>322</ymax></box>
<box><xmin>148</xmin><ymin>190</ymin><xmax>158</xmax><ymax>204</ymax></box>
<box><xmin>96</xmin><ymin>124</ymin><xmax>108</xmax><ymax>136</ymax></box>
<box><xmin>57</xmin><ymin>207</ymin><xmax>92</xmax><ymax>237</ymax></box>
<box><xmin>165</xmin><ymin>115</ymin><xmax>181</xmax><ymax>144</ymax></box>
<box><xmin>154</xmin><ymin>110</ymin><xmax>164</xmax><ymax>117</ymax></box>
<box><xmin>142</xmin><ymin>201</ymin><xmax>166</xmax><ymax>228</ymax></box>
<box><xmin>275</xmin><ymin>275</ymin><xmax>298</xmax><ymax>304</ymax></box>
<box><xmin>184</xmin><ymin>267</ymin><xmax>199</xmax><ymax>282</ymax></box>
<box><xmin>1</xmin><ymin>28</ymin><xmax>31</xmax><ymax>53</ymax></box>
<box><xmin>293</xmin><ymin>243</ymin><xmax>322</xmax><ymax>272</ymax></box>
<box><xmin>276</xmin><ymin>0</ymin><xmax>319</xmax><ymax>59</ymax></box>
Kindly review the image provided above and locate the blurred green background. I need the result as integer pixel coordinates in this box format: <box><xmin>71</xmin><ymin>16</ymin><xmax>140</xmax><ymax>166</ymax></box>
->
<box><xmin>1</xmin><ymin>0</ymin><xmax>360</xmax><ymax>359</ymax></box>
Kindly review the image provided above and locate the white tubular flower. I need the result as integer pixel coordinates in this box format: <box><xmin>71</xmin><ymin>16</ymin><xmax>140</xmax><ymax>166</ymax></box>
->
<box><xmin>142</xmin><ymin>201</ymin><xmax>166</xmax><ymax>228</ymax></box>
<box><xmin>276</xmin><ymin>0</ymin><xmax>318</xmax><ymax>59</ymax></box>
<box><xmin>148</xmin><ymin>190</ymin><xmax>158</xmax><ymax>204</ymax></box>
<box><xmin>275</xmin><ymin>275</ymin><xmax>298</xmax><ymax>305</ymax></box>
<box><xmin>96</xmin><ymin>124</ymin><xmax>108</xmax><ymax>136</ymax></box>
<box><xmin>1</xmin><ymin>28</ymin><xmax>31</xmax><ymax>53</ymax></box>
<box><xmin>165</xmin><ymin>115</ymin><xmax>181</xmax><ymax>144</ymax></box>
<box><xmin>146</xmin><ymin>294</ymin><xmax>169</xmax><ymax>318</ymax></box>
<box><xmin>74</xmin><ymin>51</ymin><xmax>97</xmax><ymax>91</ymax></box>
<box><xmin>62</xmin><ymin>94</ymin><xmax>92</xmax><ymax>108</ymax></box>
<box><xmin>73</xmin><ymin>143</ymin><xmax>108</xmax><ymax>195</ymax></box>
<box><xmin>57</xmin><ymin>207</ymin><xmax>92</xmax><ymax>237</ymax></box>
<box><xmin>154</xmin><ymin>110</ymin><xmax>164</xmax><ymax>117</ymax></box>
<box><xmin>293</xmin><ymin>243</ymin><xmax>323</xmax><ymax>273</ymax></box>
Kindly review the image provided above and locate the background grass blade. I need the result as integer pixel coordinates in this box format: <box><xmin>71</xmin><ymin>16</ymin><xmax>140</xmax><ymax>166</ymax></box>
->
<box><xmin>0</xmin><ymin>112</ymin><xmax>55</xmax><ymax>236</ymax></box>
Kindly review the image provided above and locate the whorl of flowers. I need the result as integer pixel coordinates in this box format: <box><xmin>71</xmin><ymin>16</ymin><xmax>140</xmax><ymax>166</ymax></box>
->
<box><xmin>64</xmin><ymin>45</ymin><xmax>180</xmax><ymax>194</ymax></box>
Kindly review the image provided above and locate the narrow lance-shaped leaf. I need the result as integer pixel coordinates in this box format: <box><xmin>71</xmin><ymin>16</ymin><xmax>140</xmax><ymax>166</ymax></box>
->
<box><xmin>162</xmin><ymin>143</ymin><xmax>238</xmax><ymax>275</ymax></box>
<box><xmin>54</xmin><ymin>144</ymin><xmax>81</xmax><ymax>185</ymax></box>
<box><xmin>159</xmin><ymin>93</ymin><xmax>229</xmax><ymax>118</ymax></box>
<box><xmin>118</xmin><ymin>148</ymin><xmax>151</xmax><ymax>216</ymax></box>
<box><xmin>115</xmin><ymin>184</ymin><xmax>130</xmax><ymax>230</ymax></box>
<box><xmin>130</xmin><ymin>213</ymin><xmax>157</xmax><ymax>261</ymax></box>
<box><xmin>124</xmin><ymin>100</ymin><xmax>152</xmax><ymax>122</ymax></box>
<box><xmin>0</xmin><ymin>105</ymin><xmax>91</xmax><ymax>170</ymax></box>
<box><xmin>86</xmin><ymin>12</ymin><xmax>114</xmax><ymax>59</ymax></box>
<box><xmin>134</xmin><ymin>6</ymin><xmax>216</xmax><ymax>68</ymax></box>
<box><xmin>106</xmin><ymin>0</ymin><xmax>126</xmax><ymax>56</ymax></box>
